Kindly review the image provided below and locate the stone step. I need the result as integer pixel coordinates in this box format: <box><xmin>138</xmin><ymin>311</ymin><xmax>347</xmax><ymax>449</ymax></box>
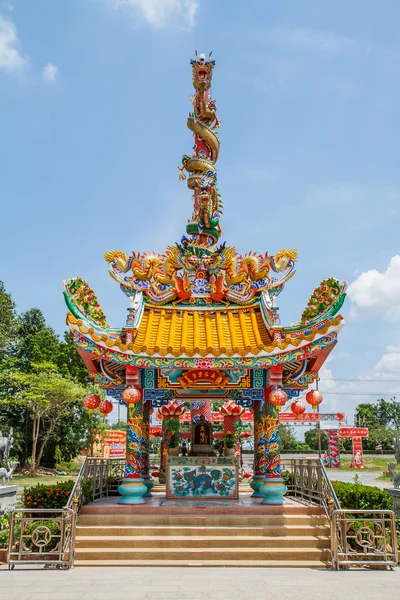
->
<box><xmin>75</xmin><ymin>547</ymin><xmax>330</xmax><ymax>562</ymax></box>
<box><xmin>75</xmin><ymin>535</ymin><xmax>330</xmax><ymax>549</ymax></box>
<box><xmin>75</xmin><ymin>559</ymin><xmax>327</xmax><ymax>568</ymax></box>
<box><xmin>78</xmin><ymin>514</ymin><xmax>328</xmax><ymax>527</ymax></box>
<box><xmin>76</xmin><ymin>524</ymin><xmax>330</xmax><ymax>537</ymax></box>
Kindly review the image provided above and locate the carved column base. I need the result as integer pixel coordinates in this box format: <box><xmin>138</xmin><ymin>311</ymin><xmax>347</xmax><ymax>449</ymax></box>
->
<box><xmin>142</xmin><ymin>475</ymin><xmax>154</xmax><ymax>497</ymax></box>
<box><xmin>250</xmin><ymin>475</ymin><xmax>265</xmax><ymax>497</ymax></box>
<box><xmin>260</xmin><ymin>477</ymin><xmax>287</xmax><ymax>505</ymax></box>
<box><xmin>118</xmin><ymin>477</ymin><xmax>147</xmax><ymax>505</ymax></box>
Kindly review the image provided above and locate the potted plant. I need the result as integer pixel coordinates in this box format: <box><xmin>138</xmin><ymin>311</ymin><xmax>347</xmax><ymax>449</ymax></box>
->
<box><xmin>224</xmin><ymin>432</ymin><xmax>236</xmax><ymax>456</ymax></box>
<box><xmin>168</xmin><ymin>432</ymin><xmax>180</xmax><ymax>456</ymax></box>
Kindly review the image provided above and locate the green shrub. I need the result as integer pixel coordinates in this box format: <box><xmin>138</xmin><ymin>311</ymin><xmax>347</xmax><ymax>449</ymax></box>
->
<box><xmin>224</xmin><ymin>433</ymin><xmax>236</xmax><ymax>449</ymax></box>
<box><xmin>331</xmin><ymin>480</ymin><xmax>393</xmax><ymax>510</ymax></box>
<box><xmin>0</xmin><ymin>512</ymin><xmax>11</xmax><ymax>549</ymax></box>
<box><xmin>282</xmin><ymin>470</ymin><xmax>295</xmax><ymax>487</ymax></box>
<box><xmin>22</xmin><ymin>479</ymin><xmax>92</xmax><ymax>509</ymax></box>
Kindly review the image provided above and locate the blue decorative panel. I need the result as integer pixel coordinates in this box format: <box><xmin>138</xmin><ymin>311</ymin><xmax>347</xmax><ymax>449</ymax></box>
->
<box><xmin>167</xmin><ymin>463</ymin><xmax>238</xmax><ymax>498</ymax></box>
<box><xmin>285</xmin><ymin>389</ymin><xmax>301</xmax><ymax>398</ymax></box>
<box><xmin>105</xmin><ymin>388</ymin><xmax>124</xmax><ymax>404</ymax></box>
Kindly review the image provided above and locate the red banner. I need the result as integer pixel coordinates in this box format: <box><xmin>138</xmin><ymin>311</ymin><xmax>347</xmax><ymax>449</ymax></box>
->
<box><xmin>280</xmin><ymin>412</ymin><xmax>319</xmax><ymax>422</ymax></box>
<box><xmin>102</xmin><ymin>430</ymin><xmax>126</xmax><ymax>457</ymax></box>
<box><xmin>179</xmin><ymin>410</ymin><xmax>254</xmax><ymax>423</ymax></box>
<box><xmin>338</xmin><ymin>427</ymin><xmax>368</xmax><ymax>438</ymax></box>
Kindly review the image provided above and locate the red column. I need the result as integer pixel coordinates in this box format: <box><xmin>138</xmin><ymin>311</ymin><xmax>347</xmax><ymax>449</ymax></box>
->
<box><xmin>351</xmin><ymin>436</ymin><xmax>364</xmax><ymax>468</ymax></box>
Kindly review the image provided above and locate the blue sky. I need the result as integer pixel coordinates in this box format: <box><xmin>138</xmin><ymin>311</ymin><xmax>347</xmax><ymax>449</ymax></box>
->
<box><xmin>1</xmin><ymin>0</ymin><xmax>400</xmax><ymax>424</ymax></box>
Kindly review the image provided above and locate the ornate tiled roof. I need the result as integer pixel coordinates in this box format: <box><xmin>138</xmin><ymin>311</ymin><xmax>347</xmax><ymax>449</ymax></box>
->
<box><xmin>66</xmin><ymin>306</ymin><xmax>344</xmax><ymax>359</ymax></box>
<box><xmin>131</xmin><ymin>305</ymin><xmax>274</xmax><ymax>357</ymax></box>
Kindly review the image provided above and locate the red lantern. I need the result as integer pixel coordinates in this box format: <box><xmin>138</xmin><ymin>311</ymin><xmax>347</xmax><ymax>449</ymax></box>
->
<box><xmin>122</xmin><ymin>386</ymin><xmax>141</xmax><ymax>405</ymax></box>
<box><xmin>268</xmin><ymin>388</ymin><xmax>288</xmax><ymax>411</ymax></box>
<box><xmin>291</xmin><ymin>400</ymin><xmax>306</xmax><ymax>419</ymax></box>
<box><xmin>240</xmin><ymin>431</ymin><xmax>251</xmax><ymax>439</ymax></box>
<box><xmin>305</xmin><ymin>390</ymin><xmax>323</xmax><ymax>411</ymax></box>
<box><xmin>98</xmin><ymin>399</ymin><xmax>113</xmax><ymax>415</ymax></box>
<box><xmin>83</xmin><ymin>394</ymin><xmax>101</xmax><ymax>412</ymax></box>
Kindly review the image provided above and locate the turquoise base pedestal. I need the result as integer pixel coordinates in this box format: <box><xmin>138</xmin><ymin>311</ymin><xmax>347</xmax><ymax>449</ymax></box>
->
<box><xmin>118</xmin><ymin>477</ymin><xmax>147</xmax><ymax>504</ymax></box>
<box><xmin>260</xmin><ymin>477</ymin><xmax>287</xmax><ymax>505</ymax></box>
<box><xmin>250</xmin><ymin>475</ymin><xmax>265</xmax><ymax>498</ymax></box>
<box><xmin>143</xmin><ymin>475</ymin><xmax>154</xmax><ymax>497</ymax></box>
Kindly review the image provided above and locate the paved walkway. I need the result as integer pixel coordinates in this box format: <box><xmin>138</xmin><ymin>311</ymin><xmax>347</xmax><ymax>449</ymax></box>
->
<box><xmin>0</xmin><ymin>566</ymin><xmax>399</xmax><ymax>600</ymax></box>
<box><xmin>326</xmin><ymin>470</ymin><xmax>389</xmax><ymax>489</ymax></box>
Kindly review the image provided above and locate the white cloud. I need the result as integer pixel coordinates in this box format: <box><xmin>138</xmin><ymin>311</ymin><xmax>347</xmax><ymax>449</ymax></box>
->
<box><xmin>42</xmin><ymin>63</ymin><xmax>59</xmax><ymax>83</ymax></box>
<box><xmin>348</xmin><ymin>256</ymin><xmax>400</xmax><ymax>321</ymax></box>
<box><xmin>109</xmin><ymin>0</ymin><xmax>198</xmax><ymax>29</ymax></box>
<box><xmin>0</xmin><ymin>16</ymin><xmax>27</xmax><ymax>71</ymax></box>
<box><xmin>263</xmin><ymin>26</ymin><xmax>354</xmax><ymax>54</ymax></box>
<box><xmin>374</xmin><ymin>347</ymin><xmax>400</xmax><ymax>378</ymax></box>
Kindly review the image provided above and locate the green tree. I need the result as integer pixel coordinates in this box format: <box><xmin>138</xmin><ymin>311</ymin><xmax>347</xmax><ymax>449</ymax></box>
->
<box><xmin>55</xmin><ymin>332</ymin><xmax>92</xmax><ymax>385</ymax></box>
<box><xmin>280</xmin><ymin>425</ymin><xmax>312</xmax><ymax>452</ymax></box>
<box><xmin>355</xmin><ymin>399</ymin><xmax>399</xmax><ymax>454</ymax></box>
<box><xmin>14</xmin><ymin>309</ymin><xmax>60</xmax><ymax>372</ymax></box>
<box><xmin>304</xmin><ymin>426</ymin><xmax>329</xmax><ymax>452</ymax></box>
<box><xmin>0</xmin><ymin>362</ymin><xmax>87</xmax><ymax>473</ymax></box>
<box><xmin>0</xmin><ymin>281</ymin><xmax>17</xmax><ymax>355</ymax></box>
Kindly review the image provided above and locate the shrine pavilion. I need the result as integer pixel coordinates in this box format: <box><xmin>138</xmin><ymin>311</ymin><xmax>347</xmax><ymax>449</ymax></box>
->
<box><xmin>63</xmin><ymin>54</ymin><xmax>347</xmax><ymax>506</ymax></box>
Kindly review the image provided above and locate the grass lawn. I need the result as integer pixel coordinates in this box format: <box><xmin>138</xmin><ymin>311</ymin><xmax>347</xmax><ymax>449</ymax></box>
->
<box><xmin>13</xmin><ymin>475</ymin><xmax>75</xmax><ymax>492</ymax></box>
<box><xmin>332</xmin><ymin>455</ymin><xmax>394</xmax><ymax>472</ymax></box>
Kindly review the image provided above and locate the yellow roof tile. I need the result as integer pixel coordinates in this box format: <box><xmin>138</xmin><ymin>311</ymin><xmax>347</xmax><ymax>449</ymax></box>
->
<box><xmin>131</xmin><ymin>305</ymin><xmax>274</xmax><ymax>358</ymax></box>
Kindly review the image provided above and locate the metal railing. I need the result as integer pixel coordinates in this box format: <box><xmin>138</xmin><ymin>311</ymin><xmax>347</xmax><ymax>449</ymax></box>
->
<box><xmin>282</xmin><ymin>457</ymin><xmax>399</xmax><ymax>569</ymax></box>
<box><xmin>282</xmin><ymin>457</ymin><xmax>340</xmax><ymax>518</ymax></box>
<box><xmin>331</xmin><ymin>510</ymin><xmax>398</xmax><ymax>569</ymax></box>
<box><xmin>7</xmin><ymin>457</ymin><xmax>125</xmax><ymax>569</ymax></box>
<box><xmin>65</xmin><ymin>457</ymin><xmax>124</xmax><ymax>513</ymax></box>
<box><xmin>7</xmin><ymin>508</ymin><xmax>76</xmax><ymax>569</ymax></box>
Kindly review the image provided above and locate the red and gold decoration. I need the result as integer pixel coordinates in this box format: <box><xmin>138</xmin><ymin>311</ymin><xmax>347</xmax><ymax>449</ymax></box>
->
<box><xmin>122</xmin><ymin>386</ymin><xmax>141</xmax><ymax>404</ymax></box>
<box><xmin>178</xmin><ymin>369</ymin><xmax>230</xmax><ymax>389</ymax></box>
<box><xmin>268</xmin><ymin>388</ymin><xmax>288</xmax><ymax>412</ymax></box>
<box><xmin>158</xmin><ymin>399</ymin><xmax>185</xmax><ymax>418</ymax></box>
<box><xmin>305</xmin><ymin>390</ymin><xmax>323</xmax><ymax>412</ymax></box>
<box><xmin>98</xmin><ymin>399</ymin><xmax>113</xmax><ymax>416</ymax></box>
<box><xmin>290</xmin><ymin>400</ymin><xmax>306</xmax><ymax>420</ymax></box>
<box><xmin>83</xmin><ymin>393</ymin><xmax>101</xmax><ymax>413</ymax></box>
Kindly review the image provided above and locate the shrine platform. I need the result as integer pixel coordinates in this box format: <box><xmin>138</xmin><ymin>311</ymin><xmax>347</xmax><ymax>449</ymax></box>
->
<box><xmin>80</xmin><ymin>492</ymin><xmax>324</xmax><ymax>516</ymax></box>
<box><xmin>76</xmin><ymin>493</ymin><xmax>329</xmax><ymax>567</ymax></box>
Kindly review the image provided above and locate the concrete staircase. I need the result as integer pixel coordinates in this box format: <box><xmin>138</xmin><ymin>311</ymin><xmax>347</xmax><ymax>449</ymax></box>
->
<box><xmin>75</xmin><ymin>511</ymin><xmax>331</xmax><ymax>567</ymax></box>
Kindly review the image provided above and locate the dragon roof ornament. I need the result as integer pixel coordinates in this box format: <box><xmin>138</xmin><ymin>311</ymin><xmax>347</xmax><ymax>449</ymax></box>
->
<box><xmin>104</xmin><ymin>54</ymin><xmax>298</xmax><ymax>307</ymax></box>
<box><xmin>63</xmin><ymin>53</ymin><xmax>347</xmax><ymax>367</ymax></box>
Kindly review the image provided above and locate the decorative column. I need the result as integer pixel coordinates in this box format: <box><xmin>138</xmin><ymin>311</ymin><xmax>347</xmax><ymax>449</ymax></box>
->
<box><xmin>327</xmin><ymin>430</ymin><xmax>340</xmax><ymax>468</ymax></box>
<box><xmin>251</xmin><ymin>399</ymin><xmax>266</xmax><ymax>497</ymax></box>
<box><xmin>351</xmin><ymin>436</ymin><xmax>364</xmax><ymax>468</ymax></box>
<box><xmin>220</xmin><ymin>400</ymin><xmax>244</xmax><ymax>462</ymax></box>
<box><xmin>158</xmin><ymin>399</ymin><xmax>184</xmax><ymax>483</ymax></box>
<box><xmin>260</xmin><ymin>366</ymin><xmax>287</xmax><ymax>505</ymax></box>
<box><xmin>118</xmin><ymin>367</ymin><xmax>147</xmax><ymax>505</ymax></box>
<box><xmin>158</xmin><ymin>413</ymin><xmax>168</xmax><ymax>484</ymax></box>
<box><xmin>141</xmin><ymin>400</ymin><xmax>154</xmax><ymax>496</ymax></box>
